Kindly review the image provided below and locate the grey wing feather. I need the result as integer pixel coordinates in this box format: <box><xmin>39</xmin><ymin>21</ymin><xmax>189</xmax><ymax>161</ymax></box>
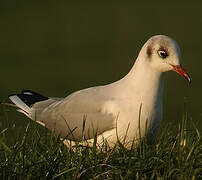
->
<box><xmin>36</xmin><ymin>89</ymin><xmax>117</xmax><ymax>140</ymax></box>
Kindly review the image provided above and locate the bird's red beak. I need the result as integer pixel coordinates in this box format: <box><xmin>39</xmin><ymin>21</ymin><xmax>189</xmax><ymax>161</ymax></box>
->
<box><xmin>172</xmin><ymin>65</ymin><xmax>191</xmax><ymax>83</ymax></box>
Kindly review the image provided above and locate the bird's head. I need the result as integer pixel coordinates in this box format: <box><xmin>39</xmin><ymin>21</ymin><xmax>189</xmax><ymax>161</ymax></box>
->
<box><xmin>141</xmin><ymin>35</ymin><xmax>191</xmax><ymax>83</ymax></box>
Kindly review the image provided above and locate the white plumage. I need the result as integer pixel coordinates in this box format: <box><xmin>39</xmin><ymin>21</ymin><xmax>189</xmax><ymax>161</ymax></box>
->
<box><xmin>9</xmin><ymin>35</ymin><xmax>190</xmax><ymax>148</ymax></box>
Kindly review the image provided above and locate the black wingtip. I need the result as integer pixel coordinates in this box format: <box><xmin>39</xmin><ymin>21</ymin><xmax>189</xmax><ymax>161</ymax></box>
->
<box><xmin>9</xmin><ymin>90</ymin><xmax>49</xmax><ymax>107</ymax></box>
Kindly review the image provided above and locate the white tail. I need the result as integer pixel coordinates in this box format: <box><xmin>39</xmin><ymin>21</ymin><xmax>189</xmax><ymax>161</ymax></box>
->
<box><xmin>9</xmin><ymin>95</ymin><xmax>31</xmax><ymax>117</ymax></box>
<box><xmin>8</xmin><ymin>90</ymin><xmax>50</xmax><ymax>119</ymax></box>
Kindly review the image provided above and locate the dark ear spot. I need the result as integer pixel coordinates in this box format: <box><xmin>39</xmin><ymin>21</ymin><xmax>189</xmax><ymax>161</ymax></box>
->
<box><xmin>147</xmin><ymin>46</ymin><xmax>152</xmax><ymax>57</ymax></box>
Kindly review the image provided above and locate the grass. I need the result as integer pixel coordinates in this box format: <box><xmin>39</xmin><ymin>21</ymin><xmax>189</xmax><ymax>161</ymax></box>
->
<box><xmin>0</xmin><ymin>107</ymin><xmax>202</xmax><ymax>179</ymax></box>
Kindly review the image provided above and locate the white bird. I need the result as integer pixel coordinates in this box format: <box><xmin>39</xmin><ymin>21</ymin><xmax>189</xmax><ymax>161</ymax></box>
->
<box><xmin>8</xmin><ymin>35</ymin><xmax>190</xmax><ymax>148</ymax></box>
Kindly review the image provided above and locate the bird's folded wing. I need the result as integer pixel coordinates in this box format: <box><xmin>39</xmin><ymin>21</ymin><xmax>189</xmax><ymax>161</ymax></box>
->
<box><xmin>37</xmin><ymin>89</ymin><xmax>118</xmax><ymax>140</ymax></box>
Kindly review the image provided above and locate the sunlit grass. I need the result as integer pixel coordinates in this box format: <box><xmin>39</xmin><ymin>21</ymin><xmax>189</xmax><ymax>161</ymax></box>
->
<box><xmin>0</xmin><ymin>107</ymin><xmax>201</xmax><ymax>179</ymax></box>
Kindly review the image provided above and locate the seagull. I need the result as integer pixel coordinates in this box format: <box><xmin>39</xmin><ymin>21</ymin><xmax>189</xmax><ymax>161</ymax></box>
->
<box><xmin>8</xmin><ymin>35</ymin><xmax>191</xmax><ymax>148</ymax></box>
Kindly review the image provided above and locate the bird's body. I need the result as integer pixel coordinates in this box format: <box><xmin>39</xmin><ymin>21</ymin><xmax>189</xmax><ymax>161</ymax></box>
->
<box><xmin>9</xmin><ymin>35</ymin><xmax>190</xmax><ymax>148</ymax></box>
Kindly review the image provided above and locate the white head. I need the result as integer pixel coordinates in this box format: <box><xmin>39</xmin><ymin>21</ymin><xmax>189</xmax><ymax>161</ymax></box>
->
<box><xmin>139</xmin><ymin>35</ymin><xmax>190</xmax><ymax>83</ymax></box>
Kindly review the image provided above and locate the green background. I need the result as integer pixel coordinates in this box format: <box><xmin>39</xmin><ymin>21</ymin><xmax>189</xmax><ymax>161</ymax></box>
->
<box><xmin>0</xmin><ymin>1</ymin><xmax>201</xmax><ymax>136</ymax></box>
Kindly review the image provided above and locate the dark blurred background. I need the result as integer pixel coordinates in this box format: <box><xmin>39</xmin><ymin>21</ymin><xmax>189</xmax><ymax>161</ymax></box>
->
<box><xmin>0</xmin><ymin>1</ymin><xmax>201</xmax><ymax>138</ymax></box>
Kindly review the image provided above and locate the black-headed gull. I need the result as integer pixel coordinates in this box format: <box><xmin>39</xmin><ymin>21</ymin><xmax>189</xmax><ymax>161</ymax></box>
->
<box><xmin>9</xmin><ymin>35</ymin><xmax>190</xmax><ymax>148</ymax></box>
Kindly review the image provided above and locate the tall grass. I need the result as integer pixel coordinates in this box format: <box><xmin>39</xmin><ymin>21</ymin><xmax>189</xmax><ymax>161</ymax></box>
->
<box><xmin>0</xmin><ymin>107</ymin><xmax>201</xmax><ymax>179</ymax></box>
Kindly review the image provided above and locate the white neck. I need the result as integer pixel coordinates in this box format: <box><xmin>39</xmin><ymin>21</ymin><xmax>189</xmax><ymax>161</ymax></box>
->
<box><xmin>115</xmin><ymin>57</ymin><xmax>164</xmax><ymax>107</ymax></box>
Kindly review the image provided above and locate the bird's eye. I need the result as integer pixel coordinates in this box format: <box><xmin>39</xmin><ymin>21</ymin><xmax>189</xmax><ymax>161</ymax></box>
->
<box><xmin>158</xmin><ymin>50</ymin><xmax>168</xmax><ymax>59</ymax></box>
